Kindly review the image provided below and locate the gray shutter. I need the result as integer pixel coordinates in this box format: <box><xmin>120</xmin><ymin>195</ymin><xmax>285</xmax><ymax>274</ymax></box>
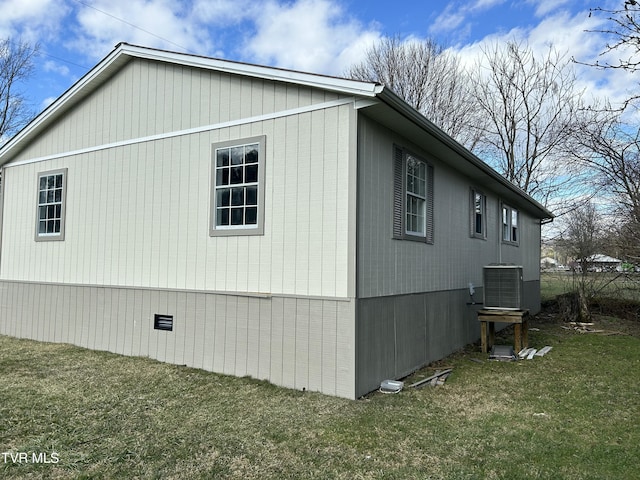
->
<box><xmin>393</xmin><ymin>146</ymin><xmax>404</xmax><ymax>238</ymax></box>
<box><xmin>426</xmin><ymin>164</ymin><xmax>434</xmax><ymax>244</ymax></box>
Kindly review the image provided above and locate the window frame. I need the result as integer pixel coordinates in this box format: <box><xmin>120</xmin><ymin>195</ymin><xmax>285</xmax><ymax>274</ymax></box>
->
<box><xmin>35</xmin><ymin>168</ymin><xmax>68</xmax><ymax>242</ymax></box>
<box><xmin>501</xmin><ymin>203</ymin><xmax>519</xmax><ymax>245</ymax></box>
<box><xmin>209</xmin><ymin>135</ymin><xmax>266</xmax><ymax>237</ymax></box>
<box><xmin>393</xmin><ymin>145</ymin><xmax>434</xmax><ymax>243</ymax></box>
<box><xmin>470</xmin><ymin>188</ymin><xmax>487</xmax><ymax>239</ymax></box>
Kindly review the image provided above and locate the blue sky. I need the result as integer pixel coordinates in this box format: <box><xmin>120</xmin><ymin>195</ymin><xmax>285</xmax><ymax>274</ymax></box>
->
<box><xmin>0</xmin><ymin>0</ymin><xmax>632</xmax><ymax>115</ymax></box>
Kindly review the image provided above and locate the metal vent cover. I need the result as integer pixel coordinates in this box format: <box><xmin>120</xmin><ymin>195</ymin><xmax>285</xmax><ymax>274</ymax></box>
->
<box><xmin>154</xmin><ymin>314</ymin><xmax>174</xmax><ymax>331</ymax></box>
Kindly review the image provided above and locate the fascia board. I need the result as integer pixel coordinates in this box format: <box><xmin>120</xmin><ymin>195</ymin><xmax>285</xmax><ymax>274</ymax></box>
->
<box><xmin>119</xmin><ymin>43</ymin><xmax>381</xmax><ymax>97</ymax></box>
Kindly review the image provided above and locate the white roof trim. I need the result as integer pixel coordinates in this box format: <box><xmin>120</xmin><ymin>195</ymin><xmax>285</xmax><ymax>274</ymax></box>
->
<box><xmin>118</xmin><ymin>44</ymin><xmax>381</xmax><ymax>97</ymax></box>
<box><xmin>0</xmin><ymin>43</ymin><xmax>381</xmax><ymax>165</ymax></box>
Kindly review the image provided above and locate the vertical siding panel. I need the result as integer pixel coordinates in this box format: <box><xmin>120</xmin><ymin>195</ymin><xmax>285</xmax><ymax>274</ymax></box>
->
<box><xmin>166</xmin><ymin>139</ymin><xmax>182</xmax><ymax>289</ymax></box>
<box><xmin>173</xmin><ymin>291</ymin><xmax>188</xmax><ymax>365</ymax></box>
<box><xmin>308</xmin><ymin>110</ymin><xmax>325</xmax><ymax>295</ymax></box>
<box><xmin>192</xmin><ymin>292</ymin><xmax>206</xmax><ymax>369</ymax></box>
<box><xmin>123</xmin><ymin>288</ymin><xmax>135</xmax><ymax>356</ymax></box>
<box><xmin>115</xmin><ymin>288</ymin><xmax>127</xmax><ymax>354</ymax></box>
<box><xmin>308</xmin><ymin>300</ymin><xmax>324</xmax><ymax>392</ymax></box>
<box><xmin>212</xmin><ymin>296</ymin><xmax>227</xmax><ymax>372</ymax></box>
<box><xmin>258</xmin><ymin>297</ymin><xmax>272</xmax><ymax>380</ymax></box>
<box><xmin>335</xmin><ymin>106</ymin><xmax>352</xmax><ymax>297</ymax></box>
<box><xmin>269</xmin><ymin>297</ymin><xmax>284</xmax><ymax>385</ymax></box>
<box><xmin>335</xmin><ymin>300</ymin><xmax>355</xmax><ymax>399</ymax></box>
<box><xmin>44</xmin><ymin>284</ymin><xmax>55</xmax><ymax>342</ymax></box>
<box><xmin>235</xmin><ymin>296</ymin><xmax>249</xmax><ymax>377</ymax></box>
<box><xmin>295</xmin><ymin>113</ymin><xmax>311</xmax><ymax>295</ymax></box>
<box><xmin>295</xmin><ymin>299</ymin><xmax>310</xmax><ymax>390</ymax></box>
<box><xmin>223</xmin><ymin>296</ymin><xmax>237</xmax><ymax>375</ymax></box>
<box><xmin>281</xmin><ymin>116</ymin><xmax>299</xmax><ymax>294</ymax></box>
<box><xmin>281</xmin><ymin>297</ymin><xmax>296</xmax><ymax>389</ymax></box>
<box><xmin>130</xmin><ymin>289</ymin><xmax>143</xmax><ymax>356</ymax></box>
<box><xmin>103</xmin><ymin>288</ymin><xmax>114</xmax><ymax>351</ymax></box>
<box><xmin>268</xmin><ymin>117</ymin><xmax>286</xmax><ymax>294</ymax></box>
<box><xmin>321</xmin><ymin>300</ymin><xmax>338</xmax><ymax>396</ymax></box>
<box><xmin>60</xmin><ymin>285</ymin><xmax>71</xmax><ymax>344</ymax></box>
<box><xmin>202</xmin><ymin>293</ymin><xmax>217</xmax><ymax>371</ymax></box>
<box><xmin>321</xmin><ymin>107</ymin><xmax>339</xmax><ymax>297</ymax></box>
<box><xmin>147</xmin><ymin>289</ymin><xmax>161</xmax><ymax>361</ymax></box>
<box><xmin>246</xmin><ymin>297</ymin><xmax>261</xmax><ymax>378</ymax></box>
<box><xmin>165</xmin><ymin>290</ymin><xmax>179</xmax><ymax>364</ymax></box>
<box><xmin>0</xmin><ymin>283</ymin><xmax>8</xmax><ymax>336</ymax></box>
<box><xmin>138</xmin><ymin>289</ymin><xmax>151</xmax><ymax>358</ymax></box>
<box><xmin>79</xmin><ymin>287</ymin><xmax>90</xmax><ymax>348</ymax></box>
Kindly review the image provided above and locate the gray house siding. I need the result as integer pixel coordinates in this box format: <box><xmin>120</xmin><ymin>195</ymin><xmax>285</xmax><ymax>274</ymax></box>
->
<box><xmin>354</xmin><ymin>113</ymin><xmax>543</xmax><ymax>396</ymax></box>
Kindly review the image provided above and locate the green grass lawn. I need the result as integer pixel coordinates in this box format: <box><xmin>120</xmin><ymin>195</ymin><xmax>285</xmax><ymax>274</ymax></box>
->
<box><xmin>2</xmin><ymin>313</ymin><xmax>640</xmax><ymax>479</ymax></box>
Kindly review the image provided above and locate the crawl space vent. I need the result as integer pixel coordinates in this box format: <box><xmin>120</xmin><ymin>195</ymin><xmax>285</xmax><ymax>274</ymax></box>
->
<box><xmin>154</xmin><ymin>314</ymin><xmax>174</xmax><ymax>331</ymax></box>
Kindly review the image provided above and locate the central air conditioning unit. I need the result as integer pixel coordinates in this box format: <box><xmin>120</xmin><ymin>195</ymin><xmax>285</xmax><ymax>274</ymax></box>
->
<box><xmin>483</xmin><ymin>265</ymin><xmax>524</xmax><ymax>310</ymax></box>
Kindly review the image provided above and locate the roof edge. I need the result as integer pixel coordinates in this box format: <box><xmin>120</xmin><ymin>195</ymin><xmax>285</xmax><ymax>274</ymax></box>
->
<box><xmin>376</xmin><ymin>87</ymin><xmax>554</xmax><ymax>220</ymax></box>
<box><xmin>0</xmin><ymin>43</ymin><xmax>381</xmax><ymax>165</ymax></box>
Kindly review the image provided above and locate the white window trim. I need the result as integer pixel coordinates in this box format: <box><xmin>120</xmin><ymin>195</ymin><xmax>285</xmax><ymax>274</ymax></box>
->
<box><xmin>35</xmin><ymin>168</ymin><xmax>67</xmax><ymax>242</ymax></box>
<box><xmin>209</xmin><ymin>136</ymin><xmax>266</xmax><ymax>237</ymax></box>
<box><xmin>501</xmin><ymin>203</ymin><xmax>519</xmax><ymax>245</ymax></box>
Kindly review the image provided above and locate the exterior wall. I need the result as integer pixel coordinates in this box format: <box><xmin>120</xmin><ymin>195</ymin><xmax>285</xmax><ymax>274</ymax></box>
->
<box><xmin>1</xmin><ymin>58</ymin><xmax>356</xmax><ymax>299</ymax></box>
<box><xmin>355</xmin><ymin>280</ymin><xmax>539</xmax><ymax>397</ymax></box>
<box><xmin>356</xmin><ymin>114</ymin><xmax>542</xmax><ymax>298</ymax></box>
<box><xmin>355</xmin><ymin>114</ymin><xmax>544</xmax><ymax>396</ymax></box>
<box><xmin>0</xmin><ymin>280</ymin><xmax>357</xmax><ymax>399</ymax></box>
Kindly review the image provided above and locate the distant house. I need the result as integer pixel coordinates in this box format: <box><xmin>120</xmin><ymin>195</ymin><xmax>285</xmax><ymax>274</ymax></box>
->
<box><xmin>0</xmin><ymin>44</ymin><xmax>553</xmax><ymax>399</ymax></box>
<box><xmin>588</xmin><ymin>254</ymin><xmax>622</xmax><ymax>272</ymax></box>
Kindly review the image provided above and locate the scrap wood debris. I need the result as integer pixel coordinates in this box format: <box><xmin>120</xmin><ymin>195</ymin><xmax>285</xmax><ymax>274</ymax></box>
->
<box><xmin>408</xmin><ymin>368</ymin><xmax>453</xmax><ymax>389</ymax></box>
<box><xmin>562</xmin><ymin>322</ymin><xmax>627</xmax><ymax>335</ymax></box>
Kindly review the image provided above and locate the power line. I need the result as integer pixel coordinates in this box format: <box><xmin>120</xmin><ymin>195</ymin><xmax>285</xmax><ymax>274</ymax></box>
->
<box><xmin>70</xmin><ymin>0</ymin><xmax>193</xmax><ymax>53</ymax></box>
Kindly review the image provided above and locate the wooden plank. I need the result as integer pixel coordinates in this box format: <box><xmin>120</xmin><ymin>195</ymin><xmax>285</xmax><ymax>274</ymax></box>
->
<box><xmin>408</xmin><ymin>368</ymin><xmax>453</xmax><ymax>389</ymax></box>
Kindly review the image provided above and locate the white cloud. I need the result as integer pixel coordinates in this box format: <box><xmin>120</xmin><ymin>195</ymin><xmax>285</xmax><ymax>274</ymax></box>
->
<box><xmin>0</xmin><ymin>0</ymin><xmax>68</xmax><ymax>41</ymax></box>
<box><xmin>242</xmin><ymin>0</ymin><xmax>381</xmax><ymax>75</ymax></box>
<box><xmin>453</xmin><ymin>7</ymin><xmax>636</xmax><ymax>110</ymax></box>
<box><xmin>525</xmin><ymin>0</ymin><xmax>572</xmax><ymax>17</ymax></box>
<box><xmin>67</xmin><ymin>0</ymin><xmax>213</xmax><ymax>60</ymax></box>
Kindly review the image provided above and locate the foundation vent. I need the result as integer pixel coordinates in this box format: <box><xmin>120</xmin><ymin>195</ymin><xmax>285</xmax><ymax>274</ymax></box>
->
<box><xmin>154</xmin><ymin>314</ymin><xmax>174</xmax><ymax>331</ymax></box>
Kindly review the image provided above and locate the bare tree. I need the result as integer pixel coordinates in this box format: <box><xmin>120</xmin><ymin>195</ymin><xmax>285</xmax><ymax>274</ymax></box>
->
<box><xmin>557</xmin><ymin>202</ymin><xmax>606</xmax><ymax>321</ymax></box>
<box><xmin>467</xmin><ymin>41</ymin><xmax>596</xmax><ymax>212</ymax></box>
<box><xmin>571</xmin><ymin>115</ymin><xmax>640</xmax><ymax>262</ymax></box>
<box><xmin>346</xmin><ymin>36</ymin><xmax>482</xmax><ymax>149</ymax></box>
<box><xmin>588</xmin><ymin>2</ymin><xmax>640</xmax><ymax>75</ymax></box>
<box><xmin>0</xmin><ymin>39</ymin><xmax>39</xmax><ymax>143</ymax></box>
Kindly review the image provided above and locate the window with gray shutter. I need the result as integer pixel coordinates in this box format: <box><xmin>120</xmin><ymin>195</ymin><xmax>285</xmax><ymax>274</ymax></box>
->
<box><xmin>392</xmin><ymin>145</ymin><xmax>434</xmax><ymax>243</ymax></box>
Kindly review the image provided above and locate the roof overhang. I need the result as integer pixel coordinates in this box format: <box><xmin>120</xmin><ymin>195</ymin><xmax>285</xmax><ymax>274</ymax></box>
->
<box><xmin>360</xmin><ymin>88</ymin><xmax>554</xmax><ymax>221</ymax></box>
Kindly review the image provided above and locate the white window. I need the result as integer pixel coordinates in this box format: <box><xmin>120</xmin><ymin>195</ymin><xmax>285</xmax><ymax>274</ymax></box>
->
<box><xmin>406</xmin><ymin>155</ymin><xmax>427</xmax><ymax>236</ymax></box>
<box><xmin>502</xmin><ymin>204</ymin><xmax>519</xmax><ymax>244</ymax></box>
<box><xmin>210</xmin><ymin>136</ymin><xmax>265</xmax><ymax>236</ymax></box>
<box><xmin>471</xmin><ymin>188</ymin><xmax>487</xmax><ymax>239</ymax></box>
<box><xmin>35</xmin><ymin>168</ymin><xmax>67</xmax><ymax>242</ymax></box>
<box><xmin>393</xmin><ymin>146</ymin><xmax>434</xmax><ymax>243</ymax></box>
